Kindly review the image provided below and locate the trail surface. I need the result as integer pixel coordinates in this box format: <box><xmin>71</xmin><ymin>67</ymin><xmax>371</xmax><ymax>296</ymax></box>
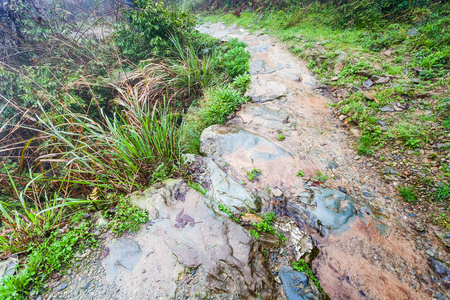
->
<box><xmin>197</xmin><ymin>22</ymin><xmax>449</xmax><ymax>299</ymax></box>
<box><xmin>41</xmin><ymin>22</ymin><xmax>449</xmax><ymax>300</ymax></box>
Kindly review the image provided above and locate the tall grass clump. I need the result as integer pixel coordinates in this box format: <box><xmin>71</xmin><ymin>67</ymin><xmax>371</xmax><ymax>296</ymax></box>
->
<box><xmin>34</xmin><ymin>88</ymin><xmax>185</xmax><ymax>195</ymax></box>
<box><xmin>167</xmin><ymin>35</ymin><xmax>222</xmax><ymax>103</ymax></box>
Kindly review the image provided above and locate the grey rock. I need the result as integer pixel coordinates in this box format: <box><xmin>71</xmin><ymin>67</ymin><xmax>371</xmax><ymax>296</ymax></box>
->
<box><xmin>375</xmin><ymin>76</ymin><xmax>390</xmax><ymax>84</ymax></box>
<box><xmin>272</xmin><ymin>188</ymin><xmax>283</xmax><ymax>197</ymax></box>
<box><xmin>430</xmin><ymin>258</ymin><xmax>450</xmax><ymax>275</ymax></box>
<box><xmin>286</xmin><ymin>187</ymin><xmax>358</xmax><ymax>234</ymax></box>
<box><xmin>382</xmin><ymin>167</ymin><xmax>398</xmax><ymax>174</ymax></box>
<box><xmin>371</xmin><ymin>75</ymin><xmax>381</xmax><ymax>81</ymax></box>
<box><xmin>327</xmin><ymin>162</ymin><xmax>339</xmax><ymax>169</ymax></box>
<box><xmin>57</xmin><ymin>283</ymin><xmax>69</xmax><ymax>292</ymax></box>
<box><xmin>248</xmin><ymin>43</ymin><xmax>270</xmax><ymax>54</ymax></box>
<box><xmin>102</xmin><ymin>238</ymin><xmax>143</xmax><ymax>282</ymax></box>
<box><xmin>206</xmin><ymin>159</ymin><xmax>258</xmax><ymax>212</ymax></box>
<box><xmin>412</xmin><ymin>78</ymin><xmax>420</xmax><ymax>84</ymax></box>
<box><xmin>407</xmin><ymin>28</ymin><xmax>419</xmax><ymax>37</ymax></box>
<box><xmin>363</xmin><ymin>79</ymin><xmax>373</xmax><ymax>88</ymax></box>
<box><xmin>380</xmin><ymin>106</ymin><xmax>395</xmax><ymax>112</ymax></box>
<box><xmin>94</xmin><ymin>211</ymin><xmax>108</xmax><ymax>227</ymax></box>
<box><xmin>128</xmin><ymin>179</ymin><xmax>275</xmax><ymax>299</ymax></box>
<box><xmin>0</xmin><ymin>255</ymin><xmax>18</xmax><ymax>278</ymax></box>
<box><xmin>279</xmin><ymin>266</ymin><xmax>319</xmax><ymax>300</ymax></box>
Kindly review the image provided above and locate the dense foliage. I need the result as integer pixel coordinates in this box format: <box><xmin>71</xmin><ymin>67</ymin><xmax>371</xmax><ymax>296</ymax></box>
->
<box><xmin>0</xmin><ymin>0</ymin><xmax>251</xmax><ymax>297</ymax></box>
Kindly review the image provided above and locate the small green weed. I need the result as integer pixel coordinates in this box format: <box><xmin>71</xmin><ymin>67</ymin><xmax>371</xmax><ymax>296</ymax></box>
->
<box><xmin>218</xmin><ymin>204</ymin><xmax>239</xmax><ymax>222</ymax></box>
<box><xmin>398</xmin><ymin>185</ymin><xmax>418</xmax><ymax>203</ymax></box>
<box><xmin>314</xmin><ymin>171</ymin><xmax>328</xmax><ymax>182</ymax></box>
<box><xmin>246</xmin><ymin>168</ymin><xmax>262</xmax><ymax>182</ymax></box>
<box><xmin>104</xmin><ymin>197</ymin><xmax>148</xmax><ymax>235</ymax></box>
<box><xmin>249</xmin><ymin>229</ymin><xmax>260</xmax><ymax>239</ymax></box>
<box><xmin>277</xmin><ymin>134</ymin><xmax>286</xmax><ymax>141</ymax></box>
<box><xmin>251</xmin><ymin>212</ymin><xmax>285</xmax><ymax>244</ymax></box>
<box><xmin>443</xmin><ymin>116</ymin><xmax>450</xmax><ymax>130</ymax></box>
<box><xmin>291</xmin><ymin>259</ymin><xmax>324</xmax><ymax>293</ymax></box>
<box><xmin>296</xmin><ymin>170</ymin><xmax>305</xmax><ymax>177</ymax></box>
<box><xmin>187</xmin><ymin>181</ymin><xmax>208</xmax><ymax>195</ymax></box>
<box><xmin>431</xmin><ymin>213</ymin><xmax>450</xmax><ymax>231</ymax></box>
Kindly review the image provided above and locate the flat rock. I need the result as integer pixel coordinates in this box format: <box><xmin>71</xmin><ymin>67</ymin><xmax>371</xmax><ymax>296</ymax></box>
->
<box><xmin>246</xmin><ymin>75</ymin><xmax>288</xmax><ymax>102</ymax></box>
<box><xmin>286</xmin><ymin>187</ymin><xmax>359</xmax><ymax>234</ymax></box>
<box><xmin>102</xmin><ymin>238</ymin><xmax>143</xmax><ymax>282</ymax></box>
<box><xmin>200</xmin><ymin>125</ymin><xmax>304</xmax><ymax>194</ymax></box>
<box><xmin>206</xmin><ymin>158</ymin><xmax>259</xmax><ymax>212</ymax></box>
<box><xmin>128</xmin><ymin>180</ymin><xmax>275</xmax><ymax>299</ymax></box>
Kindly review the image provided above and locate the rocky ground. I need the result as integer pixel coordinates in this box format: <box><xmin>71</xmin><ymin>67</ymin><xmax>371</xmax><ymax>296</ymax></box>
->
<box><xmin>39</xmin><ymin>22</ymin><xmax>450</xmax><ymax>300</ymax></box>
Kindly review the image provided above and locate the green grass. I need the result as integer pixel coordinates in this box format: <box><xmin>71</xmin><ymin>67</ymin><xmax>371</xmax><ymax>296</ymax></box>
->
<box><xmin>435</xmin><ymin>184</ymin><xmax>450</xmax><ymax>202</ymax></box>
<box><xmin>0</xmin><ymin>211</ymin><xmax>99</xmax><ymax>299</ymax></box>
<box><xmin>398</xmin><ymin>185</ymin><xmax>418</xmax><ymax>203</ymax></box>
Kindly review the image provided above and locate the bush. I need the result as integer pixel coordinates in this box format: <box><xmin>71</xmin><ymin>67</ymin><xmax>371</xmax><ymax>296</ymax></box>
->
<box><xmin>223</xmin><ymin>38</ymin><xmax>250</xmax><ymax>78</ymax></box>
<box><xmin>115</xmin><ymin>0</ymin><xmax>197</xmax><ymax>62</ymax></box>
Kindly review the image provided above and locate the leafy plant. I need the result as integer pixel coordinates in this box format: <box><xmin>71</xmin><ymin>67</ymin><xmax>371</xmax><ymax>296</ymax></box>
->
<box><xmin>218</xmin><ymin>204</ymin><xmax>239</xmax><ymax>222</ymax></box>
<box><xmin>296</xmin><ymin>170</ymin><xmax>305</xmax><ymax>177</ymax></box>
<box><xmin>277</xmin><ymin>134</ymin><xmax>286</xmax><ymax>141</ymax></box>
<box><xmin>187</xmin><ymin>181</ymin><xmax>208</xmax><ymax>195</ymax></box>
<box><xmin>115</xmin><ymin>0</ymin><xmax>197</xmax><ymax>61</ymax></box>
<box><xmin>34</xmin><ymin>90</ymin><xmax>185</xmax><ymax>194</ymax></box>
<box><xmin>251</xmin><ymin>212</ymin><xmax>285</xmax><ymax>243</ymax></box>
<box><xmin>246</xmin><ymin>168</ymin><xmax>262</xmax><ymax>182</ymax></box>
<box><xmin>314</xmin><ymin>171</ymin><xmax>328</xmax><ymax>183</ymax></box>
<box><xmin>223</xmin><ymin>38</ymin><xmax>250</xmax><ymax>78</ymax></box>
<box><xmin>232</xmin><ymin>73</ymin><xmax>251</xmax><ymax>92</ymax></box>
<box><xmin>0</xmin><ymin>169</ymin><xmax>98</xmax><ymax>253</ymax></box>
<box><xmin>0</xmin><ymin>216</ymin><xmax>98</xmax><ymax>299</ymax></box>
<box><xmin>183</xmin><ymin>85</ymin><xmax>247</xmax><ymax>152</ymax></box>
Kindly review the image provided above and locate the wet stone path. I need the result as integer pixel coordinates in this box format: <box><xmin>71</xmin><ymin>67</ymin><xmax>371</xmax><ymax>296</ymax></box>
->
<box><xmin>42</xmin><ymin>22</ymin><xmax>449</xmax><ymax>300</ymax></box>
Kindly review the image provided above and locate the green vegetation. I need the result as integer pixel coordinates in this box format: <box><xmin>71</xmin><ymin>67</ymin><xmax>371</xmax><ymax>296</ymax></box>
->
<box><xmin>435</xmin><ymin>184</ymin><xmax>450</xmax><ymax>202</ymax></box>
<box><xmin>292</xmin><ymin>259</ymin><xmax>324</xmax><ymax>294</ymax></box>
<box><xmin>314</xmin><ymin>171</ymin><xmax>329</xmax><ymax>183</ymax></box>
<box><xmin>277</xmin><ymin>134</ymin><xmax>286</xmax><ymax>141</ymax></box>
<box><xmin>104</xmin><ymin>197</ymin><xmax>149</xmax><ymax>235</ymax></box>
<box><xmin>246</xmin><ymin>168</ymin><xmax>262</xmax><ymax>182</ymax></box>
<box><xmin>187</xmin><ymin>181</ymin><xmax>208</xmax><ymax>195</ymax></box>
<box><xmin>398</xmin><ymin>185</ymin><xmax>418</xmax><ymax>203</ymax></box>
<box><xmin>0</xmin><ymin>0</ymin><xmax>252</xmax><ymax>297</ymax></box>
<box><xmin>250</xmin><ymin>212</ymin><xmax>286</xmax><ymax>244</ymax></box>
<box><xmin>0</xmin><ymin>211</ymin><xmax>99</xmax><ymax>299</ymax></box>
<box><xmin>218</xmin><ymin>204</ymin><xmax>239</xmax><ymax>222</ymax></box>
<box><xmin>296</xmin><ymin>170</ymin><xmax>305</xmax><ymax>177</ymax></box>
